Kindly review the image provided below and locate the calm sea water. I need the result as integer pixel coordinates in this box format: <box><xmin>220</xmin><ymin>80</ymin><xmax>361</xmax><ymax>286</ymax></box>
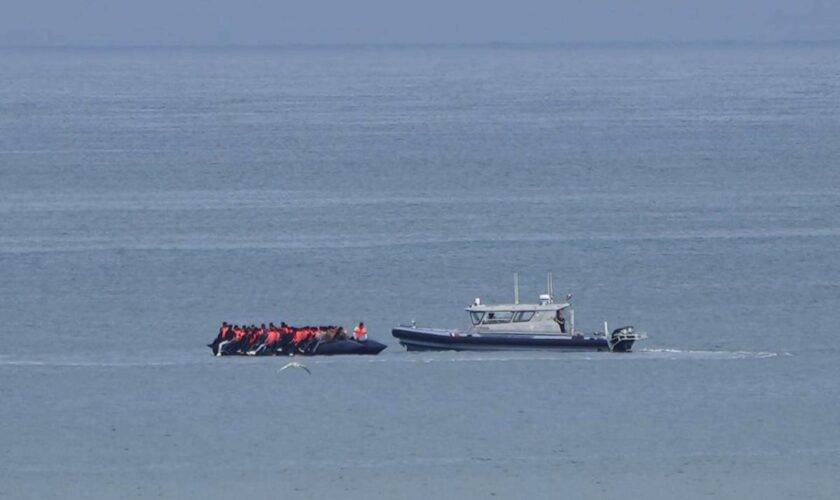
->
<box><xmin>1</xmin><ymin>44</ymin><xmax>839</xmax><ymax>499</ymax></box>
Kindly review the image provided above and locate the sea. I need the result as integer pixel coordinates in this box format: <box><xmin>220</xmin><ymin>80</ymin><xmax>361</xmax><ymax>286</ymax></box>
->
<box><xmin>1</xmin><ymin>43</ymin><xmax>839</xmax><ymax>499</ymax></box>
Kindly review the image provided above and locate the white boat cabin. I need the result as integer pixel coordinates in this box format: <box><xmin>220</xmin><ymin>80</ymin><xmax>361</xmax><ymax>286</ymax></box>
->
<box><xmin>465</xmin><ymin>299</ymin><xmax>572</xmax><ymax>334</ymax></box>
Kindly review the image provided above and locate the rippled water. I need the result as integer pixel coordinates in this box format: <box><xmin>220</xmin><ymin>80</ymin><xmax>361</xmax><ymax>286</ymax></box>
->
<box><xmin>1</xmin><ymin>44</ymin><xmax>839</xmax><ymax>499</ymax></box>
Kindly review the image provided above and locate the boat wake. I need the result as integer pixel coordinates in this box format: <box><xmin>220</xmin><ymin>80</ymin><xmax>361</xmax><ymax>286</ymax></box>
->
<box><xmin>637</xmin><ymin>348</ymin><xmax>786</xmax><ymax>359</ymax></box>
<box><xmin>281</xmin><ymin>348</ymin><xmax>789</xmax><ymax>365</ymax></box>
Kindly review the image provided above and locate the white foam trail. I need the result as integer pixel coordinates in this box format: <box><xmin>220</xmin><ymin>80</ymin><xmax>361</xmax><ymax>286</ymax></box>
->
<box><xmin>639</xmin><ymin>348</ymin><xmax>782</xmax><ymax>359</ymax></box>
<box><xmin>272</xmin><ymin>349</ymin><xmax>786</xmax><ymax>366</ymax></box>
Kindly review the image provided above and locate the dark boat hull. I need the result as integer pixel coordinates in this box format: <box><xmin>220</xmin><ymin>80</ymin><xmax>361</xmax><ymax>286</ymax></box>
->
<box><xmin>309</xmin><ymin>339</ymin><xmax>387</xmax><ymax>356</ymax></box>
<box><xmin>392</xmin><ymin>327</ymin><xmax>634</xmax><ymax>352</ymax></box>
<box><xmin>209</xmin><ymin>338</ymin><xmax>387</xmax><ymax>356</ymax></box>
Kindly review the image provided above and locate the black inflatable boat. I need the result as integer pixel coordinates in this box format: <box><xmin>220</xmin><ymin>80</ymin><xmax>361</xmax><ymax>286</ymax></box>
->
<box><xmin>308</xmin><ymin>339</ymin><xmax>387</xmax><ymax>356</ymax></box>
<box><xmin>209</xmin><ymin>335</ymin><xmax>387</xmax><ymax>357</ymax></box>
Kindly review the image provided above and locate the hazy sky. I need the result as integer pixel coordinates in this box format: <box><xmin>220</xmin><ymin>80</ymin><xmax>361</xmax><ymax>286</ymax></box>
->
<box><xmin>2</xmin><ymin>0</ymin><xmax>839</xmax><ymax>46</ymax></box>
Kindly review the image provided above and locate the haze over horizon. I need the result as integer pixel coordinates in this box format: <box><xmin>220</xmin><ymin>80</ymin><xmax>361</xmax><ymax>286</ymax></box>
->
<box><xmin>2</xmin><ymin>0</ymin><xmax>839</xmax><ymax>47</ymax></box>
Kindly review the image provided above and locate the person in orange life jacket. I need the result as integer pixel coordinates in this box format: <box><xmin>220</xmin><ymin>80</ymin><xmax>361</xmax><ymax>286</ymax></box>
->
<box><xmin>278</xmin><ymin>322</ymin><xmax>294</xmax><ymax>352</ymax></box>
<box><xmin>210</xmin><ymin>322</ymin><xmax>230</xmax><ymax>353</ymax></box>
<box><xmin>307</xmin><ymin>327</ymin><xmax>322</xmax><ymax>351</ymax></box>
<box><xmin>292</xmin><ymin>327</ymin><xmax>314</xmax><ymax>353</ymax></box>
<box><xmin>248</xmin><ymin>326</ymin><xmax>259</xmax><ymax>352</ymax></box>
<box><xmin>292</xmin><ymin>327</ymin><xmax>307</xmax><ymax>346</ymax></box>
<box><xmin>252</xmin><ymin>323</ymin><xmax>275</xmax><ymax>355</ymax></box>
<box><xmin>266</xmin><ymin>323</ymin><xmax>280</xmax><ymax>346</ymax></box>
<box><xmin>212</xmin><ymin>322</ymin><xmax>231</xmax><ymax>355</ymax></box>
<box><xmin>221</xmin><ymin>323</ymin><xmax>247</xmax><ymax>355</ymax></box>
<box><xmin>354</xmin><ymin>322</ymin><xmax>367</xmax><ymax>341</ymax></box>
<box><xmin>245</xmin><ymin>327</ymin><xmax>262</xmax><ymax>350</ymax></box>
<box><xmin>280</xmin><ymin>322</ymin><xmax>293</xmax><ymax>340</ymax></box>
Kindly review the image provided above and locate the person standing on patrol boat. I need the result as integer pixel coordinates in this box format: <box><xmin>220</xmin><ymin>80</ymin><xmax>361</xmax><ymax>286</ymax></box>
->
<box><xmin>353</xmin><ymin>322</ymin><xmax>367</xmax><ymax>342</ymax></box>
<box><xmin>555</xmin><ymin>310</ymin><xmax>566</xmax><ymax>334</ymax></box>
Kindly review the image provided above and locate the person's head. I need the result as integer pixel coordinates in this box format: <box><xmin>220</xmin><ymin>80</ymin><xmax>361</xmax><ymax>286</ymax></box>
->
<box><xmin>359</xmin><ymin>322</ymin><xmax>364</xmax><ymax>327</ymax></box>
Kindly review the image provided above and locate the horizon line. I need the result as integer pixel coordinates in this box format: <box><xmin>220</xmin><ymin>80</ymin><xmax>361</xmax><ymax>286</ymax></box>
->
<box><xmin>2</xmin><ymin>39</ymin><xmax>839</xmax><ymax>50</ymax></box>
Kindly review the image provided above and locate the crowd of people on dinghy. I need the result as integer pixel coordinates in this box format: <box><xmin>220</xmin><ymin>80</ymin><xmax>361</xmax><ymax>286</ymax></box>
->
<box><xmin>209</xmin><ymin>321</ymin><xmax>367</xmax><ymax>356</ymax></box>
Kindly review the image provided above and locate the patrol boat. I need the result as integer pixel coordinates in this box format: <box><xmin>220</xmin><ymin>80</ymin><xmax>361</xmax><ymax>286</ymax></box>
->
<box><xmin>392</xmin><ymin>273</ymin><xmax>645</xmax><ymax>352</ymax></box>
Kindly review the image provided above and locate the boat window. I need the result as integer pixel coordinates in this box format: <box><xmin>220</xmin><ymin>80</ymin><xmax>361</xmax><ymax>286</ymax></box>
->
<box><xmin>470</xmin><ymin>311</ymin><xmax>484</xmax><ymax>325</ymax></box>
<box><xmin>483</xmin><ymin>311</ymin><xmax>513</xmax><ymax>324</ymax></box>
<box><xmin>513</xmin><ymin>311</ymin><xmax>535</xmax><ymax>322</ymax></box>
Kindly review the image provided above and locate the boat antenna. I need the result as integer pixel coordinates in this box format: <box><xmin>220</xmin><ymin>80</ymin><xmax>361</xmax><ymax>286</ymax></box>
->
<box><xmin>547</xmin><ymin>272</ymin><xmax>554</xmax><ymax>302</ymax></box>
<box><xmin>514</xmin><ymin>272</ymin><xmax>520</xmax><ymax>305</ymax></box>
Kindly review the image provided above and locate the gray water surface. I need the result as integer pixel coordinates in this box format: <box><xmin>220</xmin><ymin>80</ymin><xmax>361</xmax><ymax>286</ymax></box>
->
<box><xmin>1</xmin><ymin>44</ymin><xmax>839</xmax><ymax>499</ymax></box>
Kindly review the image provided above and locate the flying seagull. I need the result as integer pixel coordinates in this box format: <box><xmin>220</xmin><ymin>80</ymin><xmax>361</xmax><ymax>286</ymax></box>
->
<box><xmin>278</xmin><ymin>362</ymin><xmax>311</xmax><ymax>375</ymax></box>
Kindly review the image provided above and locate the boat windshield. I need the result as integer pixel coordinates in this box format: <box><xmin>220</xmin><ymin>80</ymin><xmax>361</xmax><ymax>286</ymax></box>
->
<box><xmin>470</xmin><ymin>311</ymin><xmax>484</xmax><ymax>325</ymax></box>
<box><xmin>513</xmin><ymin>311</ymin><xmax>535</xmax><ymax>322</ymax></box>
<box><xmin>483</xmin><ymin>311</ymin><xmax>514</xmax><ymax>324</ymax></box>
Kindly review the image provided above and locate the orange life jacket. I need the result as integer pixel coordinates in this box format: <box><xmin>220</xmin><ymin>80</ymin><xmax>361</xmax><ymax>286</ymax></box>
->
<box><xmin>246</xmin><ymin>331</ymin><xmax>261</xmax><ymax>346</ymax></box>
<box><xmin>354</xmin><ymin>325</ymin><xmax>367</xmax><ymax>341</ymax></box>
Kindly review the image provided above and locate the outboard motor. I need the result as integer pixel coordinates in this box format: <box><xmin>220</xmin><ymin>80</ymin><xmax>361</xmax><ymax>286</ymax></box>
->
<box><xmin>612</xmin><ymin>326</ymin><xmax>634</xmax><ymax>336</ymax></box>
<box><xmin>609</xmin><ymin>326</ymin><xmax>637</xmax><ymax>352</ymax></box>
